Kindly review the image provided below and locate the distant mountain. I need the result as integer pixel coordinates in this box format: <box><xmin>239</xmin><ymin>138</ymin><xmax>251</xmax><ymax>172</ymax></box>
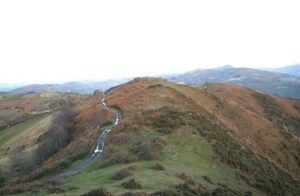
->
<box><xmin>262</xmin><ymin>64</ymin><xmax>300</xmax><ymax>77</ymax></box>
<box><xmin>10</xmin><ymin>79</ymin><xmax>131</xmax><ymax>94</ymax></box>
<box><xmin>0</xmin><ymin>83</ymin><xmax>24</xmax><ymax>91</ymax></box>
<box><xmin>166</xmin><ymin>66</ymin><xmax>300</xmax><ymax>99</ymax></box>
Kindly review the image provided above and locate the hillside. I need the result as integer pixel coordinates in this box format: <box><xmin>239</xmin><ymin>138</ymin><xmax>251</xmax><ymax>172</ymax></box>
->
<box><xmin>0</xmin><ymin>92</ymin><xmax>84</xmax><ymax>181</ymax></box>
<box><xmin>0</xmin><ymin>92</ymin><xmax>82</xmax><ymax>130</ymax></box>
<box><xmin>167</xmin><ymin>66</ymin><xmax>300</xmax><ymax>99</ymax></box>
<box><xmin>0</xmin><ymin>91</ymin><xmax>115</xmax><ymax>194</ymax></box>
<box><xmin>1</xmin><ymin>78</ymin><xmax>300</xmax><ymax>195</ymax></box>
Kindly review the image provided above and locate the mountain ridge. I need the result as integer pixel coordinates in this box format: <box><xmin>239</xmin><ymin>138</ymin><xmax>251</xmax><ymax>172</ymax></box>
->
<box><xmin>167</xmin><ymin>66</ymin><xmax>300</xmax><ymax>99</ymax></box>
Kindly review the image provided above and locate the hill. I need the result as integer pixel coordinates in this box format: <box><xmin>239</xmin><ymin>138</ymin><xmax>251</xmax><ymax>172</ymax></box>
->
<box><xmin>10</xmin><ymin>79</ymin><xmax>131</xmax><ymax>94</ymax></box>
<box><xmin>0</xmin><ymin>84</ymin><xmax>23</xmax><ymax>92</ymax></box>
<box><xmin>167</xmin><ymin>66</ymin><xmax>300</xmax><ymax>99</ymax></box>
<box><xmin>262</xmin><ymin>64</ymin><xmax>300</xmax><ymax>77</ymax></box>
<box><xmin>1</xmin><ymin>78</ymin><xmax>300</xmax><ymax>195</ymax></box>
<box><xmin>0</xmin><ymin>92</ymin><xmax>85</xmax><ymax>182</ymax></box>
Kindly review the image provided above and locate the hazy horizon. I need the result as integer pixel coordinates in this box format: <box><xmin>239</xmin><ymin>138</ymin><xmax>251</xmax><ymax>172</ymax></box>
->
<box><xmin>1</xmin><ymin>64</ymin><xmax>299</xmax><ymax>85</ymax></box>
<box><xmin>1</xmin><ymin>1</ymin><xmax>300</xmax><ymax>84</ymax></box>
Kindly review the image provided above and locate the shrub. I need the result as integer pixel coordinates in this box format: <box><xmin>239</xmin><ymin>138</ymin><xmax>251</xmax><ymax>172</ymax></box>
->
<box><xmin>175</xmin><ymin>183</ymin><xmax>199</xmax><ymax>195</ymax></box>
<box><xmin>83</xmin><ymin>187</ymin><xmax>111</xmax><ymax>196</ymax></box>
<box><xmin>131</xmin><ymin>137</ymin><xmax>167</xmax><ymax>160</ymax></box>
<box><xmin>151</xmin><ymin>190</ymin><xmax>181</xmax><ymax>196</ymax></box>
<box><xmin>127</xmin><ymin>164</ymin><xmax>141</xmax><ymax>171</ymax></box>
<box><xmin>102</xmin><ymin>120</ymin><xmax>113</xmax><ymax>127</ymax></box>
<box><xmin>150</xmin><ymin>163</ymin><xmax>165</xmax><ymax>170</ymax></box>
<box><xmin>121</xmin><ymin>179</ymin><xmax>142</xmax><ymax>189</ymax></box>
<box><xmin>157</xmin><ymin>127</ymin><xmax>173</xmax><ymax>134</ymax></box>
<box><xmin>99</xmin><ymin>151</ymin><xmax>138</xmax><ymax>168</ymax></box>
<box><xmin>121</xmin><ymin>192</ymin><xmax>148</xmax><ymax>196</ymax></box>
<box><xmin>111</xmin><ymin>168</ymin><xmax>133</xmax><ymax>180</ymax></box>
<box><xmin>47</xmin><ymin>186</ymin><xmax>65</xmax><ymax>193</ymax></box>
<box><xmin>202</xmin><ymin>176</ymin><xmax>212</xmax><ymax>184</ymax></box>
<box><xmin>177</xmin><ymin>173</ymin><xmax>194</xmax><ymax>185</ymax></box>
<box><xmin>0</xmin><ymin>170</ymin><xmax>6</xmax><ymax>187</ymax></box>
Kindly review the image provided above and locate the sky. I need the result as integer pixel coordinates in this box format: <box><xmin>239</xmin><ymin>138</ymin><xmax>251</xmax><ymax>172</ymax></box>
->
<box><xmin>0</xmin><ymin>0</ymin><xmax>299</xmax><ymax>84</ymax></box>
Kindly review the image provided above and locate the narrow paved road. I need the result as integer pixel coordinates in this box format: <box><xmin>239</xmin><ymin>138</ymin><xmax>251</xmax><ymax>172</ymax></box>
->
<box><xmin>50</xmin><ymin>93</ymin><xmax>121</xmax><ymax>181</ymax></box>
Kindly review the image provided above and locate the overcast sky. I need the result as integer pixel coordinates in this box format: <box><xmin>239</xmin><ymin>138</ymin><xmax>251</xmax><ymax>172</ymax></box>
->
<box><xmin>0</xmin><ymin>0</ymin><xmax>299</xmax><ymax>83</ymax></box>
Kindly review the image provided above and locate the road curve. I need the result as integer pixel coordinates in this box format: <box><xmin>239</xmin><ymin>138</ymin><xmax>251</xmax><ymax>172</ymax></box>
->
<box><xmin>50</xmin><ymin>93</ymin><xmax>121</xmax><ymax>181</ymax></box>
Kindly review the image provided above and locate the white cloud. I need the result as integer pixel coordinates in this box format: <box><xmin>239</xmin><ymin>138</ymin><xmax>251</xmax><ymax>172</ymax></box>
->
<box><xmin>0</xmin><ymin>0</ymin><xmax>299</xmax><ymax>83</ymax></box>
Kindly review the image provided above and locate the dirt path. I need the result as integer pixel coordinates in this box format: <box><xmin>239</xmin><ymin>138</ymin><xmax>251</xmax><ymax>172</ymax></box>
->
<box><xmin>50</xmin><ymin>93</ymin><xmax>121</xmax><ymax>181</ymax></box>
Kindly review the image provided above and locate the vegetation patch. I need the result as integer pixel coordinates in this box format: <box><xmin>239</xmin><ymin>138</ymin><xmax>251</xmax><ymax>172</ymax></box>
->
<box><xmin>253</xmin><ymin>93</ymin><xmax>284</xmax><ymax>120</ymax></box>
<box><xmin>82</xmin><ymin>187</ymin><xmax>111</xmax><ymax>196</ymax></box>
<box><xmin>121</xmin><ymin>192</ymin><xmax>148</xmax><ymax>196</ymax></box>
<box><xmin>150</xmin><ymin>163</ymin><xmax>165</xmax><ymax>171</ymax></box>
<box><xmin>253</xmin><ymin>92</ymin><xmax>300</xmax><ymax>135</ymax></box>
<box><xmin>139</xmin><ymin>107</ymin><xmax>185</xmax><ymax>129</ymax></box>
<box><xmin>99</xmin><ymin>149</ymin><xmax>138</xmax><ymax>168</ymax></box>
<box><xmin>0</xmin><ymin>114</ymin><xmax>47</xmax><ymax>146</ymax></box>
<box><xmin>177</xmin><ymin>172</ymin><xmax>195</xmax><ymax>185</ymax></box>
<box><xmin>131</xmin><ymin>137</ymin><xmax>168</xmax><ymax>160</ymax></box>
<box><xmin>111</xmin><ymin>168</ymin><xmax>133</xmax><ymax>180</ymax></box>
<box><xmin>156</xmin><ymin>127</ymin><xmax>173</xmax><ymax>134</ymax></box>
<box><xmin>121</xmin><ymin>179</ymin><xmax>142</xmax><ymax>190</ymax></box>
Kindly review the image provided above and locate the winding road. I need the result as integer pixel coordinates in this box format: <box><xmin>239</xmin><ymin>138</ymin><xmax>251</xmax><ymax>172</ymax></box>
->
<box><xmin>50</xmin><ymin>93</ymin><xmax>121</xmax><ymax>181</ymax></box>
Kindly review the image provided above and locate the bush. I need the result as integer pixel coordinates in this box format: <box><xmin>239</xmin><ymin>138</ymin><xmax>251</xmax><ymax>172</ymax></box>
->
<box><xmin>150</xmin><ymin>163</ymin><xmax>165</xmax><ymax>170</ymax></box>
<box><xmin>157</xmin><ymin>127</ymin><xmax>173</xmax><ymax>134</ymax></box>
<box><xmin>121</xmin><ymin>179</ymin><xmax>142</xmax><ymax>189</ymax></box>
<box><xmin>102</xmin><ymin>120</ymin><xmax>113</xmax><ymax>127</ymax></box>
<box><xmin>111</xmin><ymin>168</ymin><xmax>133</xmax><ymax>180</ymax></box>
<box><xmin>202</xmin><ymin>176</ymin><xmax>212</xmax><ymax>184</ymax></box>
<box><xmin>127</xmin><ymin>164</ymin><xmax>141</xmax><ymax>171</ymax></box>
<box><xmin>177</xmin><ymin>173</ymin><xmax>194</xmax><ymax>185</ymax></box>
<box><xmin>121</xmin><ymin>192</ymin><xmax>148</xmax><ymax>196</ymax></box>
<box><xmin>151</xmin><ymin>190</ymin><xmax>181</xmax><ymax>196</ymax></box>
<box><xmin>175</xmin><ymin>183</ymin><xmax>199</xmax><ymax>195</ymax></box>
<box><xmin>83</xmin><ymin>187</ymin><xmax>111</xmax><ymax>196</ymax></box>
<box><xmin>131</xmin><ymin>137</ymin><xmax>167</xmax><ymax>160</ymax></box>
<box><xmin>0</xmin><ymin>170</ymin><xmax>6</xmax><ymax>187</ymax></box>
<box><xmin>99</xmin><ymin>151</ymin><xmax>138</xmax><ymax>168</ymax></box>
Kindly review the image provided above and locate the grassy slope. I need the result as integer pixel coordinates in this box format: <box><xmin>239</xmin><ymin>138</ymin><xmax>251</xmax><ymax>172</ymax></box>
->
<box><xmin>0</xmin><ymin>114</ymin><xmax>51</xmax><ymax>173</ymax></box>
<box><xmin>51</xmin><ymin>126</ymin><xmax>260</xmax><ymax>196</ymax></box>
<box><xmin>0</xmin><ymin>115</ymin><xmax>47</xmax><ymax>145</ymax></box>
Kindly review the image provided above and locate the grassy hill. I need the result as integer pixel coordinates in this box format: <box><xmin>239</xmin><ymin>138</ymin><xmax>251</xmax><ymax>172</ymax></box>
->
<box><xmin>1</xmin><ymin>78</ymin><xmax>300</xmax><ymax>195</ymax></box>
<box><xmin>0</xmin><ymin>92</ymin><xmax>85</xmax><ymax>182</ymax></box>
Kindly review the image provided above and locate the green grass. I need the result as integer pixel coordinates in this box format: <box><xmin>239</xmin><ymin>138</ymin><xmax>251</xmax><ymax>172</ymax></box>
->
<box><xmin>0</xmin><ymin>109</ymin><xmax>20</xmax><ymax>119</ymax></box>
<box><xmin>0</xmin><ymin>114</ymin><xmax>51</xmax><ymax>175</ymax></box>
<box><xmin>0</xmin><ymin>114</ymin><xmax>47</xmax><ymax>146</ymax></box>
<box><xmin>52</xmin><ymin>127</ymin><xmax>259</xmax><ymax>195</ymax></box>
